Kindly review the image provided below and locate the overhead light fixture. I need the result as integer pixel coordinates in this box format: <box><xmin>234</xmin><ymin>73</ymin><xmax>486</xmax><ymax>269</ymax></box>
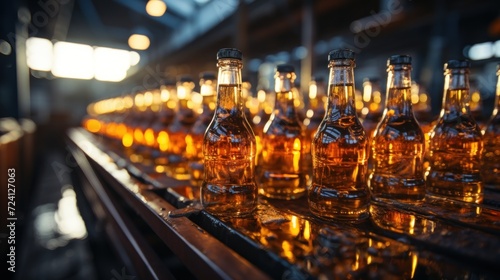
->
<box><xmin>465</xmin><ymin>40</ymin><xmax>500</xmax><ymax>60</ymax></box>
<box><xmin>129</xmin><ymin>51</ymin><xmax>141</xmax><ymax>66</ymax></box>
<box><xmin>146</xmin><ymin>0</ymin><xmax>167</xmax><ymax>17</ymax></box>
<box><xmin>25</xmin><ymin>37</ymin><xmax>141</xmax><ymax>82</ymax></box>
<box><xmin>26</xmin><ymin>37</ymin><xmax>53</xmax><ymax>71</ymax></box>
<box><xmin>128</xmin><ymin>34</ymin><xmax>150</xmax><ymax>50</ymax></box>
<box><xmin>52</xmin><ymin>41</ymin><xmax>94</xmax><ymax>80</ymax></box>
<box><xmin>94</xmin><ymin>47</ymin><xmax>130</xmax><ymax>82</ymax></box>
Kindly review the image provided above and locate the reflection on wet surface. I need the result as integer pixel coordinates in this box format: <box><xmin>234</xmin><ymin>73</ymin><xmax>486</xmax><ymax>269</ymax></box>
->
<box><xmin>74</xmin><ymin>129</ymin><xmax>500</xmax><ymax>279</ymax></box>
<box><xmin>217</xmin><ymin>198</ymin><xmax>497</xmax><ymax>279</ymax></box>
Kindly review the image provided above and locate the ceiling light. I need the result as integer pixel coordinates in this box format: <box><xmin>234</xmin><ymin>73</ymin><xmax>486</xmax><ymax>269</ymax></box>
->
<box><xmin>26</xmin><ymin>37</ymin><xmax>53</xmax><ymax>71</ymax></box>
<box><xmin>128</xmin><ymin>34</ymin><xmax>150</xmax><ymax>50</ymax></box>
<box><xmin>94</xmin><ymin>47</ymin><xmax>130</xmax><ymax>82</ymax></box>
<box><xmin>52</xmin><ymin>41</ymin><xmax>93</xmax><ymax>80</ymax></box>
<box><xmin>146</xmin><ymin>0</ymin><xmax>167</xmax><ymax>17</ymax></box>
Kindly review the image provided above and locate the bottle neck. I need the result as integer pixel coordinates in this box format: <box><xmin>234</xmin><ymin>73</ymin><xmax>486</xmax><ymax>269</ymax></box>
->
<box><xmin>495</xmin><ymin>73</ymin><xmax>500</xmax><ymax>115</ymax></box>
<box><xmin>442</xmin><ymin>68</ymin><xmax>470</xmax><ymax>116</ymax></box>
<box><xmin>385</xmin><ymin>65</ymin><xmax>413</xmax><ymax>117</ymax></box>
<box><xmin>216</xmin><ymin>59</ymin><xmax>244</xmax><ymax>115</ymax></box>
<box><xmin>273</xmin><ymin>73</ymin><xmax>296</xmax><ymax>117</ymax></box>
<box><xmin>326</xmin><ymin>60</ymin><xmax>357</xmax><ymax>120</ymax></box>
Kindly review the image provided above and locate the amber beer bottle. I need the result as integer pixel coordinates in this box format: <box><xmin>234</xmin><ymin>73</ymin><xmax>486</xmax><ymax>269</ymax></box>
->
<box><xmin>308</xmin><ymin>49</ymin><xmax>369</xmax><ymax>221</ymax></box>
<box><xmin>369</xmin><ymin>55</ymin><xmax>426</xmax><ymax>203</ymax></box>
<box><xmin>427</xmin><ymin>60</ymin><xmax>483</xmax><ymax>203</ymax></box>
<box><xmin>185</xmin><ymin>72</ymin><xmax>217</xmax><ymax>187</ymax></box>
<box><xmin>201</xmin><ymin>48</ymin><xmax>257</xmax><ymax>217</ymax></box>
<box><xmin>258</xmin><ymin>64</ymin><xmax>309</xmax><ymax>199</ymax></box>
<box><xmin>482</xmin><ymin>64</ymin><xmax>500</xmax><ymax>190</ymax></box>
<box><xmin>163</xmin><ymin>76</ymin><xmax>197</xmax><ymax>180</ymax></box>
<box><xmin>152</xmin><ymin>78</ymin><xmax>177</xmax><ymax>171</ymax></box>
<box><xmin>304</xmin><ymin>76</ymin><xmax>327</xmax><ymax>142</ymax></box>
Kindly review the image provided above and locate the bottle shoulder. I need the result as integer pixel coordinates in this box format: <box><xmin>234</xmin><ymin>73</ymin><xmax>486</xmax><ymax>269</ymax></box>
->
<box><xmin>431</xmin><ymin>114</ymin><xmax>483</xmax><ymax>139</ymax></box>
<box><xmin>264</xmin><ymin>115</ymin><xmax>305</xmax><ymax>136</ymax></box>
<box><xmin>314</xmin><ymin>118</ymin><xmax>367</xmax><ymax>145</ymax></box>
<box><xmin>206</xmin><ymin>116</ymin><xmax>255</xmax><ymax>138</ymax></box>
<box><xmin>374</xmin><ymin>116</ymin><xmax>425</xmax><ymax>142</ymax></box>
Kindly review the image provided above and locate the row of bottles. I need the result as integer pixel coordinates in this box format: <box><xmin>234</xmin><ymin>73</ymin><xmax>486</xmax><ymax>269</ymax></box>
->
<box><xmin>83</xmin><ymin>48</ymin><xmax>500</xmax><ymax>222</ymax></box>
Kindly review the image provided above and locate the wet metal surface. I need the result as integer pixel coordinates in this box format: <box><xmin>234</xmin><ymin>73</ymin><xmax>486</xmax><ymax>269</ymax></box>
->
<box><xmin>69</xmin><ymin>128</ymin><xmax>500</xmax><ymax>279</ymax></box>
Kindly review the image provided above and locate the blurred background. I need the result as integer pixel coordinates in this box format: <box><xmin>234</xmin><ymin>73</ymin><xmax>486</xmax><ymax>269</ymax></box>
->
<box><xmin>1</xmin><ymin>0</ymin><xmax>500</xmax><ymax>279</ymax></box>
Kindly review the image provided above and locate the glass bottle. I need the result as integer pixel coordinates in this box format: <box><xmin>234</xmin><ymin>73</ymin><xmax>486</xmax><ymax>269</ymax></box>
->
<box><xmin>134</xmin><ymin>90</ymin><xmax>158</xmax><ymax>166</ymax></box>
<box><xmin>482</xmin><ymin>64</ymin><xmax>500</xmax><ymax>190</ymax></box>
<box><xmin>201</xmin><ymin>48</ymin><xmax>257</xmax><ymax>217</ymax></box>
<box><xmin>369</xmin><ymin>55</ymin><xmax>426</xmax><ymax>203</ymax></box>
<box><xmin>427</xmin><ymin>60</ymin><xmax>483</xmax><ymax>203</ymax></box>
<box><xmin>186</xmin><ymin>72</ymin><xmax>217</xmax><ymax>187</ymax></box>
<box><xmin>163</xmin><ymin>76</ymin><xmax>197</xmax><ymax>180</ymax></box>
<box><xmin>308</xmin><ymin>49</ymin><xmax>369</xmax><ymax>221</ymax></box>
<box><xmin>152</xmin><ymin>78</ymin><xmax>177</xmax><ymax>172</ymax></box>
<box><xmin>258</xmin><ymin>64</ymin><xmax>309</xmax><ymax>200</ymax></box>
<box><xmin>304</xmin><ymin>76</ymin><xmax>327</xmax><ymax>142</ymax></box>
<box><xmin>122</xmin><ymin>93</ymin><xmax>143</xmax><ymax>160</ymax></box>
<box><xmin>360</xmin><ymin>77</ymin><xmax>384</xmax><ymax>138</ymax></box>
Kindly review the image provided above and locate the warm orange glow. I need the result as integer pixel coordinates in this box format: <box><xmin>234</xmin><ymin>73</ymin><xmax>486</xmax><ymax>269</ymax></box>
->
<box><xmin>128</xmin><ymin>34</ymin><xmax>150</xmax><ymax>51</ymax></box>
<box><xmin>85</xmin><ymin>119</ymin><xmax>101</xmax><ymax>133</ymax></box>
<box><xmin>309</xmin><ymin>83</ymin><xmax>317</xmax><ymax>99</ymax></box>
<box><xmin>145</xmin><ymin>0</ymin><xmax>167</xmax><ymax>17</ymax></box>
<box><xmin>157</xmin><ymin>131</ymin><xmax>169</xmax><ymax>152</ymax></box>
<box><xmin>289</xmin><ymin>216</ymin><xmax>300</xmax><ymax>237</ymax></box>
<box><xmin>122</xmin><ymin>133</ymin><xmax>134</xmax><ymax>147</ymax></box>
<box><xmin>134</xmin><ymin>128</ymin><xmax>144</xmax><ymax>144</ymax></box>
<box><xmin>115</xmin><ymin>124</ymin><xmax>127</xmax><ymax>139</ymax></box>
<box><xmin>255</xmin><ymin>135</ymin><xmax>262</xmax><ymax>166</ymax></box>
<box><xmin>281</xmin><ymin>241</ymin><xmax>294</xmax><ymax>261</ymax></box>
<box><xmin>471</xmin><ymin>92</ymin><xmax>481</xmax><ymax>103</ymax></box>
<box><xmin>292</xmin><ymin>139</ymin><xmax>301</xmax><ymax>171</ymax></box>
<box><xmin>411</xmin><ymin>253</ymin><xmax>418</xmax><ymax>279</ymax></box>
<box><xmin>155</xmin><ymin>166</ymin><xmax>165</xmax><ymax>173</ymax></box>
<box><xmin>303</xmin><ymin>220</ymin><xmax>311</xmax><ymax>241</ymax></box>
<box><xmin>144</xmin><ymin>128</ymin><xmax>155</xmax><ymax>146</ymax></box>
<box><xmin>135</xmin><ymin>93</ymin><xmax>145</xmax><ymax>108</ymax></box>
<box><xmin>185</xmin><ymin>134</ymin><xmax>195</xmax><ymax>158</ymax></box>
<box><xmin>106</xmin><ymin>122</ymin><xmax>116</xmax><ymax>137</ymax></box>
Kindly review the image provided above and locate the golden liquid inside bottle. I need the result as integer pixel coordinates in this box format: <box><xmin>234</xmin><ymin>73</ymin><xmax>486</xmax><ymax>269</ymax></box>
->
<box><xmin>308</xmin><ymin>85</ymin><xmax>369</xmax><ymax>220</ymax></box>
<box><xmin>258</xmin><ymin>129</ymin><xmax>309</xmax><ymax>200</ymax></box>
<box><xmin>370</xmin><ymin>88</ymin><xmax>426</xmax><ymax>203</ymax></box>
<box><xmin>186</xmin><ymin>132</ymin><xmax>204</xmax><ymax>186</ymax></box>
<box><xmin>201</xmin><ymin>85</ymin><xmax>258</xmax><ymax>217</ymax></box>
<box><xmin>482</xmin><ymin>105</ymin><xmax>500</xmax><ymax>189</ymax></box>
<box><xmin>427</xmin><ymin>89</ymin><xmax>483</xmax><ymax>203</ymax></box>
<box><xmin>164</xmin><ymin>128</ymin><xmax>190</xmax><ymax>179</ymax></box>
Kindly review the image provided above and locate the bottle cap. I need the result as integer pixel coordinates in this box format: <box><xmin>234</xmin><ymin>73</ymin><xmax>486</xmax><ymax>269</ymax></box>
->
<box><xmin>217</xmin><ymin>48</ymin><xmax>242</xmax><ymax>60</ymax></box>
<box><xmin>444</xmin><ymin>59</ymin><xmax>470</xmax><ymax>70</ymax></box>
<box><xmin>161</xmin><ymin>76</ymin><xmax>176</xmax><ymax>86</ymax></box>
<box><xmin>178</xmin><ymin>75</ymin><xmax>194</xmax><ymax>83</ymax></box>
<box><xmin>276</xmin><ymin>64</ymin><xmax>295</xmax><ymax>73</ymax></box>
<box><xmin>199</xmin><ymin>71</ymin><xmax>216</xmax><ymax>80</ymax></box>
<box><xmin>387</xmin><ymin>55</ymin><xmax>412</xmax><ymax>65</ymax></box>
<box><xmin>363</xmin><ymin>77</ymin><xmax>380</xmax><ymax>83</ymax></box>
<box><xmin>311</xmin><ymin>76</ymin><xmax>324</xmax><ymax>83</ymax></box>
<box><xmin>328</xmin><ymin>49</ymin><xmax>355</xmax><ymax>61</ymax></box>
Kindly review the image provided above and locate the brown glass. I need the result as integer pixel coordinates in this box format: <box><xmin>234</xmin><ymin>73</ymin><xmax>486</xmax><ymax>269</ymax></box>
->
<box><xmin>201</xmin><ymin>58</ymin><xmax>257</xmax><ymax>217</ymax></box>
<box><xmin>186</xmin><ymin>78</ymin><xmax>217</xmax><ymax>187</ymax></box>
<box><xmin>369</xmin><ymin>64</ymin><xmax>426</xmax><ymax>203</ymax></box>
<box><xmin>482</xmin><ymin>67</ymin><xmax>500</xmax><ymax>189</ymax></box>
<box><xmin>309</xmin><ymin>58</ymin><xmax>369</xmax><ymax>221</ymax></box>
<box><xmin>427</xmin><ymin>66</ymin><xmax>483</xmax><ymax>203</ymax></box>
<box><xmin>258</xmin><ymin>71</ymin><xmax>309</xmax><ymax>200</ymax></box>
